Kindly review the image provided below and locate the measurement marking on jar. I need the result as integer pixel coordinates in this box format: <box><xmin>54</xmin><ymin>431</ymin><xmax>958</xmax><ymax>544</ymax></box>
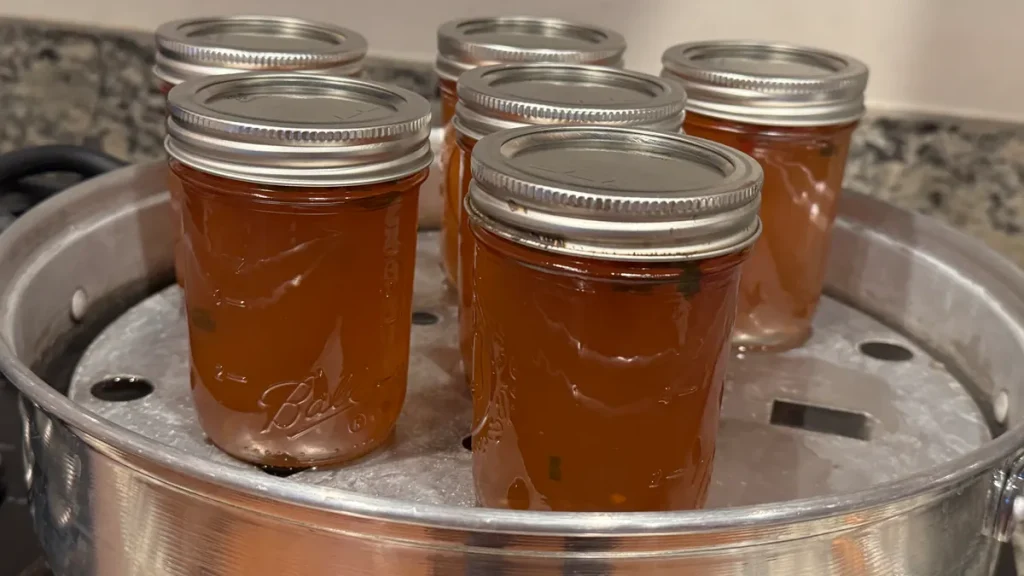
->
<box><xmin>213</xmin><ymin>365</ymin><xmax>248</xmax><ymax>384</ymax></box>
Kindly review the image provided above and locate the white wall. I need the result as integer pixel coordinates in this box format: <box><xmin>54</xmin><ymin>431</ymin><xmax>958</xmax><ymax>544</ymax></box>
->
<box><xmin>6</xmin><ymin>0</ymin><xmax>1023</xmax><ymax>122</ymax></box>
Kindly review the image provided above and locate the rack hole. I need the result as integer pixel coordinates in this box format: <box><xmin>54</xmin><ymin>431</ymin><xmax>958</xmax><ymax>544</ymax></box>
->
<box><xmin>258</xmin><ymin>465</ymin><xmax>303</xmax><ymax>478</ymax></box>
<box><xmin>770</xmin><ymin>400</ymin><xmax>871</xmax><ymax>441</ymax></box>
<box><xmin>412</xmin><ymin>311</ymin><xmax>439</xmax><ymax>326</ymax></box>
<box><xmin>89</xmin><ymin>376</ymin><xmax>154</xmax><ymax>402</ymax></box>
<box><xmin>461</xmin><ymin>435</ymin><xmax>472</xmax><ymax>451</ymax></box>
<box><xmin>858</xmin><ymin>340</ymin><xmax>913</xmax><ymax>362</ymax></box>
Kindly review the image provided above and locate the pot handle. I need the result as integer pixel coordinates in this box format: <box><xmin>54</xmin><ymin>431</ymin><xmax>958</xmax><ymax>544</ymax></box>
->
<box><xmin>0</xmin><ymin>145</ymin><xmax>125</xmax><ymax>192</ymax></box>
<box><xmin>984</xmin><ymin>450</ymin><xmax>1024</xmax><ymax>542</ymax></box>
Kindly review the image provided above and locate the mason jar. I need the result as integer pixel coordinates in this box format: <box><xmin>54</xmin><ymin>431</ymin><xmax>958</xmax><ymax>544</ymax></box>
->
<box><xmin>165</xmin><ymin>72</ymin><xmax>431</xmax><ymax>468</ymax></box>
<box><xmin>465</xmin><ymin>125</ymin><xmax>763</xmax><ymax>511</ymax></box>
<box><xmin>662</xmin><ymin>41</ymin><xmax>869</xmax><ymax>351</ymax></box>
<box><xmin>434</xmin><ymin>17</ymin><xmax>627</xmax><ymax>125</ymax></box>
<box><xmin>447</xmin><ymin>63</ymin><xmax>686</xmax><ymax>384</ymax></box>
<box><xmin>154</xmin><ymin>15</ymin><xmax>369</xmax><ymax>286</ymax></box>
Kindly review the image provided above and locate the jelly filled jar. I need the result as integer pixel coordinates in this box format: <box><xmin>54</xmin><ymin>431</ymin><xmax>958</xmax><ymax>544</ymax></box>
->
<box><xmin>434</xmin><ymin>19</ymin><xmax>627</xmax><ymax>287</ymax></box>
<box><xmin>465</xmin><ymin>126</ymin><xmax>763</xmax><ymax>511</ymax></box>
<box><xmin>434</xmin><ymin>17</ymin><xmax>627</xmax><ymax>126</ymax></box>
<box><xmin>154</xmin><ymin>15</ymin><xmax>369</xmax><ymax>286</ymax></box>
<box><xmin>662</xmin><ymin>41</ymin><xmax>869</xmax><ymax>351</ymax></box>
<box><xmin>446</xmin><ymin>63</ymin><xmax>687</xmax><ymax>380</ymax></box>
<box><xmin>164</xmin><ymin>72</ymin><xmax>432</xmax><ymax>468</ymax></box>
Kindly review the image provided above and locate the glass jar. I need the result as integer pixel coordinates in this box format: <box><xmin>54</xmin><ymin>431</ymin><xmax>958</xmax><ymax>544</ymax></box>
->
<box><xmin>465</xmin><ymin>126</ymin><xmax>763</xmax><ymax>511</ymax></box>
<box><xmin>447</xmin><ymin>63</ymin><xmax>687</xmax><ymax>384</ymax></box>
<box><xmin>164</xmin><ymin>73</ymin><xmax>431</xmax><ymax>468</ymax></box>
<box><xmin>434</xmin><ymin>17</ymin><xmax>628</xmax><ymax>126</ymax></box>
<box><xmin>662</xmin><ymin>41</ymin><xmax>869</xmax><ymax>351</ymax></box>
<box><xmin>434</xmin><ymin>19</ymin><xmax>628</xmax><ymax>293</ymax></box>
<box><xmin>154</xmin><ymin>16</ymin><xmax>369</xmax><ymax>286</ymax></box>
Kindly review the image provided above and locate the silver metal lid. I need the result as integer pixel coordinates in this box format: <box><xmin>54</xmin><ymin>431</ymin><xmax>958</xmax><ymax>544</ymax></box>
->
<box><xmin>453</xmin><ymin>63</ymin><xmax>686</xmax><ymax>140</ymax></box>
<box><xmin>467</xmin><ymin>126</ymin><xmax>762</xmax><ymax>261</ymax></box>
<box><xmin>154</xmin><ymin>16</ymin><xmax>368</xmax><ymax>86</ymax></box>
<box><xmin>164</xmin><ymin>72</ymin><xmax>432</xmax><ymax>187</ymax></box>
<box><xmin>661</xmin><ymin>40</ymin><xmax>869</xmax><ymax>126</ymax></box>
<box><xmin>435</xmin><ymin>17</ymin><xmax>626</xmax><ymax>82</ymax></box>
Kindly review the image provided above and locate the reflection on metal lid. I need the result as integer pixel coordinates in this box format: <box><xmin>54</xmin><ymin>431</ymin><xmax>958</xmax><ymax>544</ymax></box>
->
<box><xmin>454</xmin><ymin>63</ymin><xmax>685</xmax><ymax>139</ymax></box>
<box><xmin>467</xmin><ymin>125</ymin><xmax>763</xmax><ymax>261</ymax></box>
<box><xmin>661</xmin><ymin>40</ymin><xmax>869</xmax><ymax>126</ymax></box>
<box><xmin>154</xmin><ymin>15</ymin><xmax>368</xmax><ymax>85</ymax></box>
<box><xmin>435</xmin><ymin>17</ymin><xmax>626</xmax><ymax>82</ymax></box>
<box><xmin>165</xmin><ymin>72</ymin><xmax>431</xmax><ymax>187</ymax></box>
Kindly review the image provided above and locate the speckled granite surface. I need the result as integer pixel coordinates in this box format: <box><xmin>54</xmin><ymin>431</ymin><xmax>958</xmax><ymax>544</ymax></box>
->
<box><xmin>1</xmin><ymin>16</ymin><xmax>1024</xmax><ymax>573</ymax></box>
<box><xmin>1</xmin><ymin>17</ymin><xmax>1022</xmax><ymax>268</ymax></box>
<box><xmin>0</xmin><ymin>19</ymin><xmax>436</xmax><ymax>159</ymax></box>
<box><xmin>845</xmin><ymin>117</ymin><xmax>1024</xmax><ymax>266</ymax></box>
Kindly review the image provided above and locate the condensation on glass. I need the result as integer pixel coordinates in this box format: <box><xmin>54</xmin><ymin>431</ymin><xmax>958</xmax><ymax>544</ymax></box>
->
<box><xmin>662</xmin><ymin>41</ymin><xmax>870</xmax><ymax>351</ymax></box>
<box><xmin>464</xmin><ymin>126</ymin><xmax>763</xmax><ymax>511</ymax></box>
<box><xmin>164</xmin><ymin>72</ymin><xmax>431</xmax><ymax>468</ymax></box>
<box><xmin>445</xmin><ymin>63</ymin><xmax>687</xmax><ymax>382</ymax></box>
<box><xmin>153</xmin><ymin>15</ymin><xmax>369</xmax><ymax>286</ymax></box>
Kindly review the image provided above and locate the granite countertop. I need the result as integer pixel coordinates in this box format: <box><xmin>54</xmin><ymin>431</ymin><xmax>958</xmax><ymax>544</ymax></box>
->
<box><xmin>1</xmin><ymin>18</ymin><xmax>1023</xmax><ymax>268</ymax></box>
<box><xmin>0</xmin><ymin>17</ymin><xmax>1022</xmax><ymax>266</ymax></box>
<box><xmin>1</xmin><ymin>15</ymin><xmax>1024</xmax><ymax>572</ymax></box>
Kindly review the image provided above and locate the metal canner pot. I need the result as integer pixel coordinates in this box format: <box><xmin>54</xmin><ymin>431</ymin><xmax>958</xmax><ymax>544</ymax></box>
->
<box><xmin>3</xmin><ymin>161</ymin><xmax>1024</xmax><ymax>574</ymax></box>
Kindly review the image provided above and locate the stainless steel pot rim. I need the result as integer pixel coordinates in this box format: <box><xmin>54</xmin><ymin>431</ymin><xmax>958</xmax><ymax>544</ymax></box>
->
<box><xmin>1</xmin><ymin>164</ymin><xmax>1021</xmax><ymax>538</ymax></box>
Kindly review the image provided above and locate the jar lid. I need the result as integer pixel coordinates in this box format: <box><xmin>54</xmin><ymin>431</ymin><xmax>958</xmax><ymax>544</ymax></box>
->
<box><xmin>154</xmin><ymin>16</ymin><xmax>368</xmax><ymax>86</ymax></box>
<box><xmin>165</xmin><ymin>72</ymin><xmax>432</xmax><ymax>187</ymax></box>
<box><xmin>435</xmin><ymin>17</ymin><xmax>626</xmax><ymax>82</ymax></box>
<box><xmin>454</xmin><ymin>63</ymin><xmax>686</xmax><ymax>140</ymax></box>
<box><xmin>661</xmin><ymin>40</ymin><xmax>869</xmax><ymax>126</ymax></box>
<box><xmin>467</xmin><ymin>126</ymin><xmax>762</xmax><ymax>261</ymax></box>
